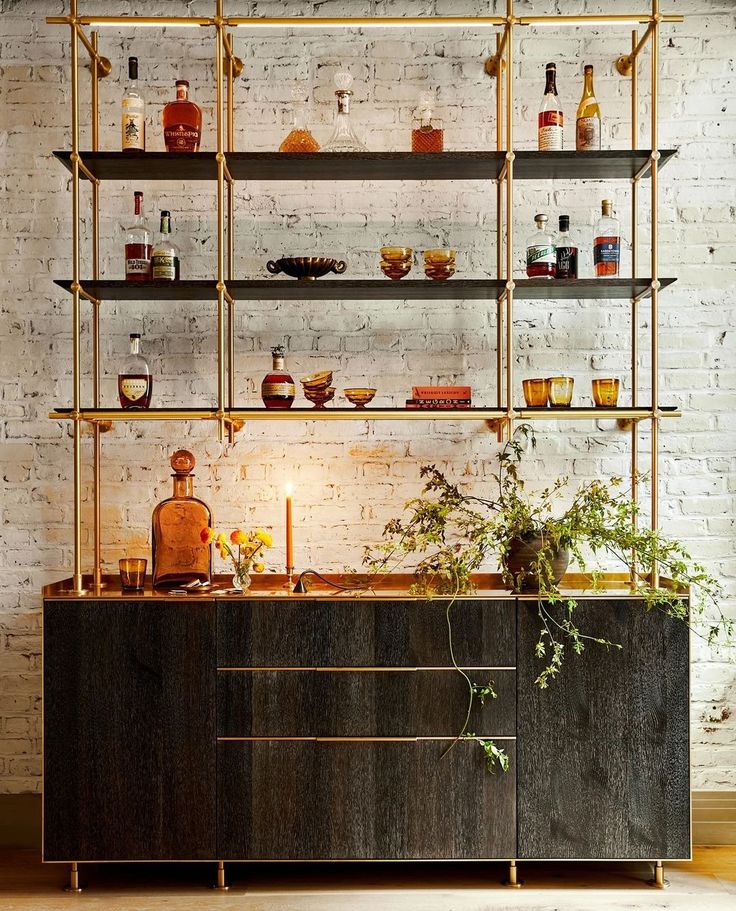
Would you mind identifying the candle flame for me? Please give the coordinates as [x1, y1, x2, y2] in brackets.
[285, 481, 293, 496]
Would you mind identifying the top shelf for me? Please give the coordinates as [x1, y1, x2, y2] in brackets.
[53, 150, 676, 183]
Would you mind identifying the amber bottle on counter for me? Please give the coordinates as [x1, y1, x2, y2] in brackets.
[152, 450, 212, 588]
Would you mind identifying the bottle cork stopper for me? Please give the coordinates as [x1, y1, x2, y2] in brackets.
[170, 450, 195, 476]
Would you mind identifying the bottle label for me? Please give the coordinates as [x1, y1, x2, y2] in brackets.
[527, 244, 556, 267]
[152, 253, 176, 281]
[122, 101, 145, 151]
[120, 377, 148, 401]
[262, 382, 296, 398]
[594, 240, 620, 264]
[556, 246, 578, 279]
[164, 125, 200, 152]
[576, 116, 600, 151]
[125, 243, 151, 277]
[538, 111, 563, 150]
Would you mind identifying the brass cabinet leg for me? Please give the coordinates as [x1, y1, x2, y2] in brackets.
[649, 860, 667, 888]
[213, 860, 229, 891]
[64, 861, 83, 892]
[504, 859, 522, 888]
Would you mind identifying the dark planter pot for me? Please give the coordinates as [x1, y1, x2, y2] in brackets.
[506, 536, 570, 593]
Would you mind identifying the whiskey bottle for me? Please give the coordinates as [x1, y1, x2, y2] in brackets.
[279, 83, 320, 152]
[124, 190, 152, 281]
[163, 80, 202, 152]
[121, 56, 145, 152]
[411, 90, 444, 153]
[526, 213, 556, 279]
[118, 333, 153, 409]
[538, 62, 563, 151]
[576, 64, 601, 151]
[322, 72, 368, 153]
[152, 450, 212, 589]
[594, 199, 620, 277]
[555, 215, 578, 279]
[151, 210, 179, 281]
[261, 345, 295, 409]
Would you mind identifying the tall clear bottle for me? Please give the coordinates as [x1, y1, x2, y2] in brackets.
[538, 62, 563, 151]
[594, 199, 620, 277]
[526, 213, 556, 279]
[124, 190, 151, 281]
[576, 64, 601, 151]
[151, 210, 179, 281]
[322, 72, 368, 153]
[279, 83, 320, 152]
[118, 333, 153, 409]
[121, 56, 145, 152]
[152, 450, 212, 588]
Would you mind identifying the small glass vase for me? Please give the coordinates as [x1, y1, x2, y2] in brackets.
[232, 567, 252, 592]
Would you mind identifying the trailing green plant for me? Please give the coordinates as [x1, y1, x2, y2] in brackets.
[365, 424, 733, 772]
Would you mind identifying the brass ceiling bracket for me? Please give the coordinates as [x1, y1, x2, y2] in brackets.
[616, 54, 633, 77]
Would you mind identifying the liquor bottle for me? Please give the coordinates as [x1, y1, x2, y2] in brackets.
[261, 345, 295, 409]
[411, 90, 444, 153]
[152, 450, 212, 588]
[118, 333, 153, 409]
[594, 199, 620, 277]
[576, 64, 601, 151]
[538, 62, 563, 151]
[526, 213, 556, 279]
[279, 83, 320, 153]
[124, 190, 152, 281]
[555, 215, 578, 279]
[321, 72, 368, 153]
[121, 56, 145, 152]
[151, 210, 179, 281]
[163, 79, 202, 152]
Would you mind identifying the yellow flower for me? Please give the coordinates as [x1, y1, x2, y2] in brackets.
[255, 528, 273, 548]
[231, 529, 248, 546]
[200, 527, 215, 545]
[215, 533, 228, 551]
[253, 562, 265, 573]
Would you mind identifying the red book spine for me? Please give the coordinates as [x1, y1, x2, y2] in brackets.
[412, 385, 472, 401]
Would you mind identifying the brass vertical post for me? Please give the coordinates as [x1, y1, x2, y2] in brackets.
[65, 861, 82, 892]
[495, 31, 503, 417]
[70, 0, 83, 592]
[215, 2, 227, 443]
[504, 0, 514, 440]
[630, 29, 639, 577]
[227, 32, 235, 444]
[505, 859, 521, 887]
[650, 0, 660, 579]
[91, 30, 102, 590]
[650, 860, 667, 888]
[215, 860, 229, 890]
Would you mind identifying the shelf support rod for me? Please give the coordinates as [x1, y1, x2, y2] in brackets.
[650, 0, 660, 584]
[226, 29, 236, 445]
[504, 1, 514, 440]
[495, 31, 504, 439]
[91, 30, 102, 591]
[630, 28, 639, 582]
[215, 0, 227, 444]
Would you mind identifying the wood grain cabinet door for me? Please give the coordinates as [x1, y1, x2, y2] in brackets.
[517, 598, 690, 859]
[218, 740, 516, 859]
[43, 599, 216, 861]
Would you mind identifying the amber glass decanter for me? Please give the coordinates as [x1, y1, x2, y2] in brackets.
[163, 79, 202, 152]
[152, 450, 212, 588]
[261, 345, 296, 409]
[279, 83, 320, 152]
[411, 90, 444, 152]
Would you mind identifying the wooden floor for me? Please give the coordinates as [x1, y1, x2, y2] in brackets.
[1, 848, 734, 910]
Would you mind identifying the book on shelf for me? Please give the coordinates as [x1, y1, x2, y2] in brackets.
[412, 385, 471, 401]
[405, 399, 472, 410]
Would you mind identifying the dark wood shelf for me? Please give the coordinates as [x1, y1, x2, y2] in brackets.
[54, 277, 675, 302]
[53, 150, 676, 182]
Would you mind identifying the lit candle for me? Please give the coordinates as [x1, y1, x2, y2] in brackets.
[285, 481, 294, 577]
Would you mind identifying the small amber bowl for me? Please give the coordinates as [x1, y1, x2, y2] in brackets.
[547, 376, 575, 407]
[424, 264, 456, 282]
[304, 386, 335, 409]
[380, 246, 413, 262]
[380, 260, 412, 281]
[119, 557, 147, 590]
[592, 377, 620, 407]
[344, 388, 377, 408]
[522, 378, 550, 407]
[423, 248, 456, 266]
[301, 371, 333, 390]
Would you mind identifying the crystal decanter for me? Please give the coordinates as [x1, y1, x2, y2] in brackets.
[321, 71, 368, 153]
[279, 82, 320, 153]
[411, 89, 444, 152]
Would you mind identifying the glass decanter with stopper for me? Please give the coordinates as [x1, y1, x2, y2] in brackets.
[152, 450, 212, 588]
[279, 82, 320, 153]
[261, 345, 295, 409]
[411, 90, 444, 152]
[321, 71, 368, 153]
[118, 333, 153, 409]
[526, 213, 556, 279]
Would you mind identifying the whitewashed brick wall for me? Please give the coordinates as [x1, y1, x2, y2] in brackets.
[0, 0, 734, 793]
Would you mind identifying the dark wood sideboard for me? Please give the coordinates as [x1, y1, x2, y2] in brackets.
[42, 585, 690, 881]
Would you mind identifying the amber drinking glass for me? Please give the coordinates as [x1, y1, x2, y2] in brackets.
[592, 377, 620, 407]
[522, 378, 550, 407]
[119, 558, 147, 590]
[548, 376, 574, 407]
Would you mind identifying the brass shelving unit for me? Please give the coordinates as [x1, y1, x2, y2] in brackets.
[48, 1, 680, 616]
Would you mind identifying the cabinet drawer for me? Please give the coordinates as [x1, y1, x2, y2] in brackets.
[218, 739, 516, 859]
[217, 599, 515, 667]
[218, 668, 516, 737]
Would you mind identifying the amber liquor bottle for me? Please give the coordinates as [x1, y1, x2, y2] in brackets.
[594, 199, 620, 277]
[124, 190, 151, 280]
[538, 62, 563, 151]
[261, 345, 295, 409]
[152, 450, 212, 588]
[411, 90, 444, 153]
[118, 333, 153, 409]
[163, 80, 202, 152]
